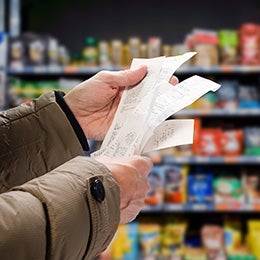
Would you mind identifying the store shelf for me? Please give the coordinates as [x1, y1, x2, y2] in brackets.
[142, 203, 259, 213]
[162, 155, 260, 164]
[6, 64, 260, 76]
[6, 65, 120, 75]
[176, 65, 260, 74]
[175, 108, 260, 117]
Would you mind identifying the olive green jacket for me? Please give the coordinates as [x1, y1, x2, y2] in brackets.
[0, 91, 120, 260]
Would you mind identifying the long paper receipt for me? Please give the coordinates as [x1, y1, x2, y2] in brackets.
[91, 52, 221, 158]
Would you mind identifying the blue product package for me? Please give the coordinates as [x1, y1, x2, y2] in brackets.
[188, 173, 213, 204]
[124, 222, 139, 260]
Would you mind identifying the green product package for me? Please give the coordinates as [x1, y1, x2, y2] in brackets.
[219, 30, 238, 47]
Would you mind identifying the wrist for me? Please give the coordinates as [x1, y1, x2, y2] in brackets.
[55, 91, 89, 151]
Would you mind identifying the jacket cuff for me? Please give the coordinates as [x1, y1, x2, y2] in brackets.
[12, 156, 120, 260]
[55, 91, 89, 151]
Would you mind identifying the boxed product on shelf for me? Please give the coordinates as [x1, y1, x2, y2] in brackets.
[99, 222, 139, 260]
[145, 166, 164, 207]
[216, 80, 239, 110]
[222, 129, 244, 156]
[201, 224, 226, 260]
[243, 127, 260, 155]
[21, 32, 47, 66]
[218, 29, 239, 65]
[224, 218, 243, 255]
[195, 128, 223, 156]
[164, 164, 188, 205]
[238, 85, 260, 108]
[213, 175, 244, 210]
[192, 117, 245, 157]
[239, 23, 260, 65]
[139, 223, 161, 259]
[187, 171, 214, 205]
[242, 169, 260, 205]
[188, 29, 219, 66]
[246, 220, 260, 259]
[8, 32, 70, 68]
[161, 221, 187, 259]
[8, 35, 25, 67]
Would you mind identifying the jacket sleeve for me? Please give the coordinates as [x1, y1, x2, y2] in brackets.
[0, 156, 120, 260]
[0, 90, 84, 193]
[0, 91, 121, 259]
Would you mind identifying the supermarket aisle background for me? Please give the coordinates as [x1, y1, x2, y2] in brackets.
[2, 0, 260, 260]
[21, 0, 260, 53]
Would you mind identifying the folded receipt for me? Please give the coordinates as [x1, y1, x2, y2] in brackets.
[91, 52, 221, 158]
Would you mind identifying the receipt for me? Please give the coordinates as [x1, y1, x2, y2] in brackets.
[91, 52, 221, 158]
[142, 119, 194, 153]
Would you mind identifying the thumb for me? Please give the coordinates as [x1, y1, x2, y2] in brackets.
[109, 65, 148, 87]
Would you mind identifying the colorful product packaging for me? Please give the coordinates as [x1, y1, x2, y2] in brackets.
[161, 222, 187, 258]
[239, 23, 260, 65]
[213, 176, 244, 210]
[187, 172, 214, 205]
[196, 128, 223, 156]
[139, 223, 161, 260]
[218, 29, 238, 65]
[242, 169, 260, 205]
[243, 127, 260, 155]
[224, 218, 242, 254]
[145, 166, 164, 207]
[216, 80, 238, 110]
[109, 222, 139, 260]
[246, 220, 260, 259]
[201, 225, 226, 260]
[221, 129, 244, 156]
[238, 85, 260, 108]
[164, 164, 188, 204]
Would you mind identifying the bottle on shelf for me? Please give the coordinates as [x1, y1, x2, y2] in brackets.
[82, 36, 99, 66]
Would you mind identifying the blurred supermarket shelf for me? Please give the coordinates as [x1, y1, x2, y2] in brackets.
[176, 64, 260, 74]
[6, 64, 260, 76]
[5, 65, 120, 76]
[142, 202, 259, 213]
[175, 108, 260, 117]
[162, 155, 260, 164]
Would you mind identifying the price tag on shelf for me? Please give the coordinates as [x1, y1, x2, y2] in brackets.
[64, 65, 78, 73]
[33, 66, 46, 73]
[224, 156, 238, 164]
[215, 202, 243, 211]
[165, 204, 184, 211]
[220, 64, 234, 72]
[190, 203, 213, 211]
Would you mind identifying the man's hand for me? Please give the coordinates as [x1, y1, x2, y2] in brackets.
[95, 155, 153, 224]
[64, 66, 148, 140]
[64, 67, 178, 140]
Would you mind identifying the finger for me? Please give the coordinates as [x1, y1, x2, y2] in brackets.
[96, 155, 153, 172]
[129, 155, 153, 176]
[107, 66, 148, 88]
[169, 75, 179, 85]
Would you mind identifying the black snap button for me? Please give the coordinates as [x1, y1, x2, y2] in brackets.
[90, 179, 105, 203]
